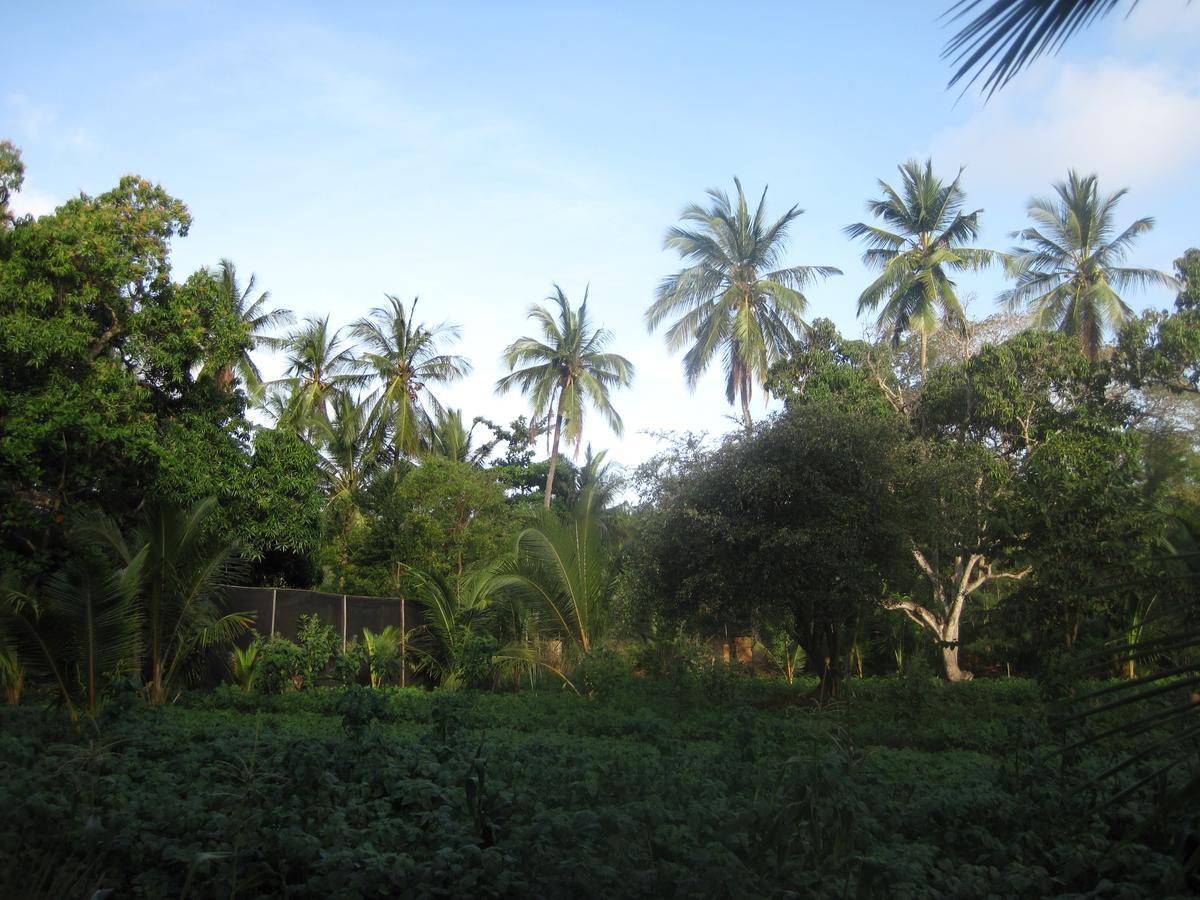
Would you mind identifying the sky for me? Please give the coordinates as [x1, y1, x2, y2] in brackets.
[5, 1, 1200, 474]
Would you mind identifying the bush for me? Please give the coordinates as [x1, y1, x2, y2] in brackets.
[296, 614, 339, 686]
[573, 648, 634, 698]
[335, 684, 388, 737]
[331, 637, 368, 686]
[254, 635, 305, 694]
[457, 633, 499, 690]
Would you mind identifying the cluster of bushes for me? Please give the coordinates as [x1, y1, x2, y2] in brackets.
[230, 615, 410, 694]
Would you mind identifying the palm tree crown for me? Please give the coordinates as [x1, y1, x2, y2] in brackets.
[210, 258, 293, 396]
[1000, 171, 1176, 361]
[496, 286, 633, 507]
[269, 316, 366, 437]
[845, 159, 997, 375]
[352, 295, 472, 461]
[316, 389, 380, 517]
[646, 177, 839, 430]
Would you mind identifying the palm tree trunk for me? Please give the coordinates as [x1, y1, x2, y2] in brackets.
[543, 389, 567, 508]
[920, 329, 928, 378]
[740, 376, 753, 433]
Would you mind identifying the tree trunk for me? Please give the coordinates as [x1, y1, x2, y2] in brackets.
[919, 329, 928, 378]
[939, 620, 972, 682]
[543, 389, 568, 508]
[741, 389, 753, 433]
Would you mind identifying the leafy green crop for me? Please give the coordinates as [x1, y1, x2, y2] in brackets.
[0, 677, 1194, 898]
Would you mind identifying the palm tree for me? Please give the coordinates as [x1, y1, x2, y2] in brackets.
[496, 286, 634, 507]
[269, 316, 366, 438]
[845, 159, 997, 376]
[77, 498, 252, 705]
[352, 295, 472, 461]
[316, 390, 381, 517]
[1000, 171, 1176, 361]
[494, 493, 617, 656]
[428, 408, 490, 466]
[647, 177, 840, 430]
[1, 556, 146, 718]
[208, 258, 293, 397]
[407, 566, 502, 688]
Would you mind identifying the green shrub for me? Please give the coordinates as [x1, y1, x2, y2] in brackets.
[254, 635, 304, 694]
[457, 633, 499, 689]
[331, 637, 368, 687]
[335, 684, 387, 737]
[573, 648, 634, 698]
[296, 614, 339, 686]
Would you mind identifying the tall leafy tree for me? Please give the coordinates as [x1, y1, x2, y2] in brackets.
[205, 258, 293, 396]
[845, 159, 997, 376]
[0, 139, 24, 227]
[1114, 248, 1200, 397]
[352, 295, 471, 461]
[0, 161, 250, 572]
[269, 316, 365, 438]
[497, 286, 633, 507]
[1001, 171, 1175, 361]
[646, 177, 839, 430]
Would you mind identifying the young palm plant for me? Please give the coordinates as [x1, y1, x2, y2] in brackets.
[352, 295, 472, 462]
[77, 498, 253, 705]
[845, 159, 997, 376]
[1, 554, 146, 718]
[496, 286, 634, 507]
[647, 178, 840, 430]
[407, 567, 502, 689]
[494, 487, 618, 658]
[1001, 171, 1176, 361]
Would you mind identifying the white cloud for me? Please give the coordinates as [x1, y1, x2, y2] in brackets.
[4, 94, 56, 139]
[932, 59, 1200, 191]
[10, 186, 58, 218]
[1117, 0, 1200, 47]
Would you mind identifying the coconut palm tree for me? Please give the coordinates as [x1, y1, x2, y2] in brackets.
[269, 316, 366, 439]
[352, 295, 472, 461]
[846, 159, 997, 376]
[207, 258, 293, 397]
[647, 178, 839, 431]
[496, 286, 634, 507]
[427, 408, 490, 466]
[1000, 171, 1176, 361]
[316, 390, 381, 517]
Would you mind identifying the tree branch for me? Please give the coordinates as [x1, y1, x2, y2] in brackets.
[883, 596, 944, 635]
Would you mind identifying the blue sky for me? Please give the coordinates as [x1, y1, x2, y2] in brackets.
[6, 1, 1200, 471]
